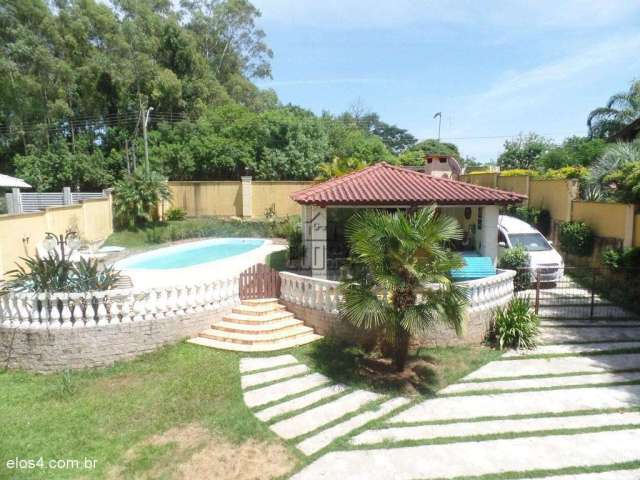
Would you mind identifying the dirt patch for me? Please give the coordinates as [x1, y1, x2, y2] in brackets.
[358, 357, 439, 395]
[108, 423, 296, 480]
[94, 373, 151, 393]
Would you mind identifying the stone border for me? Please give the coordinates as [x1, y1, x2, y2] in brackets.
[0, 308, 228, 373]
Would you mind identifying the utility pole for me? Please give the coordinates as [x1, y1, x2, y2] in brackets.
[433, 112, 442, 142]
[142, 106, 154, 174]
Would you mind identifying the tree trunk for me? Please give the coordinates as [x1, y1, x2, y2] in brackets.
[393, 327, 410, 372]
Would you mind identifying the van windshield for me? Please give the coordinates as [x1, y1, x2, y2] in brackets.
[509, 233, 551, 252]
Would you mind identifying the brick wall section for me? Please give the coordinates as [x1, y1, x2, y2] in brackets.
[0, 308, 229, 373]
[283, 301, 497, 348]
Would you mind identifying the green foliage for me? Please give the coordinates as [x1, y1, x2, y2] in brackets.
[504, 205, 540, 226]
[4, 253, 120, 293]
[591, 140, 640, 182]
[265, 250, 287, 271]
[492, 298, 539, 350]
[558, 221, 594, 257]
[144, 226, 165, 244]
[497, 133, 553, 170]
[340, 207, 467, 371]
[539, 165, 588, 180]
[315, 156, 367, 180]
[165, 207, 187, 221]
[497, 246, 531, 291]
[499, 169, 538, 177]
[398, 139, 460, 165]
[539, 136, 606, 169]
[113, 170, 171, 230]
[587, 80, 640, 138]
[602, 246, 640, 271]
[603, 161, 640, 203]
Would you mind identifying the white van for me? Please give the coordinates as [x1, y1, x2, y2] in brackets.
[497, 215, 564, 282]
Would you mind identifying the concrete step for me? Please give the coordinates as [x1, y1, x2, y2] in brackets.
[222, 310, 294, 325]
[200, 324, 314, 345]
[213, 318, 304, 334]
[232, 303, 286, 316]
[187, 333, 322, 352]
[242, 298, 280, 306]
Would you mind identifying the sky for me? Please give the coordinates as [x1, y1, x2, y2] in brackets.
[251, 0, 640, 162]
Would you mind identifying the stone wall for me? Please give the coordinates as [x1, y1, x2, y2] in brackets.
[0, 308, 227, 373]
[282, 300, 498, 348]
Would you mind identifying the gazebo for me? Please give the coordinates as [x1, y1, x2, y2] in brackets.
[291, 162, 526, 278]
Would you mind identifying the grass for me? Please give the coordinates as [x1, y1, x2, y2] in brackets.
[104, 217, 294, 250]
[293, 337, 502, 396]
[0, 342, 298, 479]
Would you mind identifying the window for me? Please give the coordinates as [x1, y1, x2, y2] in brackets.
[498, 230, 507, 245]
[508, 233, 552, 252]
[439, 157, 447, 163]
[427, 158, 433, 163]
[477, 207, 483, 230]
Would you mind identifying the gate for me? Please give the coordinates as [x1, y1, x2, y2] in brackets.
[239, 263, 281, 300]
[515, 266, 640, 320]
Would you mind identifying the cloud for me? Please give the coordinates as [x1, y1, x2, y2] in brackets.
[251, 0, 640, 30]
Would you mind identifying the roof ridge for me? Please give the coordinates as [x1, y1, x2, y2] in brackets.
[292, 162, 388, 200]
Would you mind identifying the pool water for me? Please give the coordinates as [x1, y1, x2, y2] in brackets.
[451, 252, 496, 281]
[120, 239, 265, 270]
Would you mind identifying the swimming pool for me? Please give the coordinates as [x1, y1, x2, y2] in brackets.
[451, 251, 496, 282]
[115, 238, 282, 287]
[118, 238, 266, 270]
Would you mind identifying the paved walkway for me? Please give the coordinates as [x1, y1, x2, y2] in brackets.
[240, 316, 640, 479]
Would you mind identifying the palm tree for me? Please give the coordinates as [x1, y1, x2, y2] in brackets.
[340, 207, 468, 371]
[315, 156, 367, 180]
[587, 80, 640, 138]
[590, 140, 640, 182]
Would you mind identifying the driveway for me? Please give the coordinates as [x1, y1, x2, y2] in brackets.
[240, 317, 640, 479]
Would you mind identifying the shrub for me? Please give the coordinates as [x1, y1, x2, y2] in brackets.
[113, 170, 171, 230]
[540, 165, 588, 180]
[5, 253, 121, 293]
[503, 205, 540, 227]
[145, 226, 166, 244]
[498, 246, 531, 291]
[165, 207, 186, 221]
[492, 298, 539, 350]
[602, 246, 640, 271]
[499, 169, 538, 177]
[558, 221, 594, 257]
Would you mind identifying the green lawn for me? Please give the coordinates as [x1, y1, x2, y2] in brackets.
[0, 343, 299, 480]
[294, 338, 502, 396]
[104, 217, 292, 250]
[0, 336, 501, 479]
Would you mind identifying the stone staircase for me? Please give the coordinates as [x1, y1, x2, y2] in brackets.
[188, 298, 322, 352]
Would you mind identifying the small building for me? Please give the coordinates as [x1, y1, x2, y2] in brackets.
[424, 154, 461, 179]
[609, 117, 640, 143]
[291, 162, 526, 278]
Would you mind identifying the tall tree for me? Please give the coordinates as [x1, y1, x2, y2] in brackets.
[497, 133, 552, 170]
[587, 80, 640, 139]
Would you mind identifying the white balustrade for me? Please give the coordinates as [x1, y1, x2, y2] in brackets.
[280, 269, 516, 316]
[0, 273, 242, 330]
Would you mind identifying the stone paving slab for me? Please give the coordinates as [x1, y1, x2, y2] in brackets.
[270, 390, 382, 440]
[441, 371, 640, 394]
[503, 342, 640, 357]
[291, 429, 640, 480]
[297, 397, 411, 455]
[239, 354, 298, 373]
[255, 384, 348, 422]
[241, 363, 309, 389]
[540, 320, 640, 327]
[540, 327, 640, 344]
[520, 469, 640, 480]
[351, 411, 640, 445]
[464, 353, 640, 380]
[389, 384, 640, 424]
[244, 373, 330, 408]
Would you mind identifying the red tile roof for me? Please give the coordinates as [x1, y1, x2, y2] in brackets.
[292, 162, 526, 206]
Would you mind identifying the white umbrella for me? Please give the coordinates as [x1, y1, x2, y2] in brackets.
[0, 174, 31, 189]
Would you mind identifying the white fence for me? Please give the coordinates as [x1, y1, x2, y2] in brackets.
[280, 269, 516, 315]
[0, 276, 239, 329]
[5, 187, 108, 214]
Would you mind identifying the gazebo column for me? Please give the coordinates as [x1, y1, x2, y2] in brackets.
[310, 205, 327, 278]
[479, 205, 499, 265]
